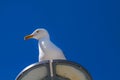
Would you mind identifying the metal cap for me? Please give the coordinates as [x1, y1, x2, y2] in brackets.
[16, 60, 92, 80]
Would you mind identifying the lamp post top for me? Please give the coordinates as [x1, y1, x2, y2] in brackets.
[16, 60, 92, 80]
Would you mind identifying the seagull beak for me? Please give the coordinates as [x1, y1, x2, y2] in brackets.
[24, 34, 34, 40]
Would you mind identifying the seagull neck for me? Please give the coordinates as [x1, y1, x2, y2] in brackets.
[39, 37, 50, 43]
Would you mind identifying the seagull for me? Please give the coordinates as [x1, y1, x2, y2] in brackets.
[24, 28, 66, 62]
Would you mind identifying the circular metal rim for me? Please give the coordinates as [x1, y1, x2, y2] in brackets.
[16, 60, 92, 80]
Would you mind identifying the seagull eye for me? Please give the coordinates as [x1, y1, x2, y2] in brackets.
[36, 31, 39, 33]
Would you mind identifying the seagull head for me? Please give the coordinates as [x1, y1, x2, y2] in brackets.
[24, 28, 49, 40]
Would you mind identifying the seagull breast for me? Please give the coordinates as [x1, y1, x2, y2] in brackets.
[38, 38, 66, 61]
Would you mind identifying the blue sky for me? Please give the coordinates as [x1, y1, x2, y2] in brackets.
[0, 0, 120, 80]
